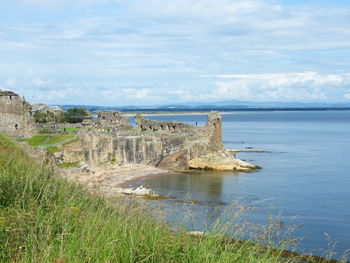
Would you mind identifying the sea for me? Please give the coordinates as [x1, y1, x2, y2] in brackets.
[127, 110, 350, 259]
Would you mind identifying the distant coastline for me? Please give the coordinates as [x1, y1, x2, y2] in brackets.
[124, 108, 350, 116]
[59, 104, 350, 113]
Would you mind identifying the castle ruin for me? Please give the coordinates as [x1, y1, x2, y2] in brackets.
[95, 112, 132, 131]
[0, 91, 36, 138]
[63, 111, 226, 170]
[0, 90, 258, 171]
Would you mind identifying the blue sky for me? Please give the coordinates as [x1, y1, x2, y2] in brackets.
[1, 0, 350, 106]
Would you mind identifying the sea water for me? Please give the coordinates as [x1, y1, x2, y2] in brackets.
[128, 111, 350, 258]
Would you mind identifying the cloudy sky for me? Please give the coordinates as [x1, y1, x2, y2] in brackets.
[1, 0, 350, 106]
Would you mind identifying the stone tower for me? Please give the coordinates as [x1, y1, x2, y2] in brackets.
[207, 111, 223, 151]
[0, 90, 36, 138]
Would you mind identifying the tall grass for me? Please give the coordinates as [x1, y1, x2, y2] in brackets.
[0, 133, 334, 263]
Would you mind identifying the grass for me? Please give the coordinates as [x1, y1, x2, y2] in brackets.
[0, 133, 346, 263]
[46, 146, 62, 154]
[61, 137, 79, 147]
[25, 133, 75, 147]
[59, 128, 80, 133]
[58, 162, 79, 168]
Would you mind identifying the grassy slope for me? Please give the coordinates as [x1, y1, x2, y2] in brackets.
[25, 134, 75, 147]
[0, 133, 298, 263]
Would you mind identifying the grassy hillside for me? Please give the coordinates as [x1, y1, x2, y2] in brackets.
[0, 133, 329, 263]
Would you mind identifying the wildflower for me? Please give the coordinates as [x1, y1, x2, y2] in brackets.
[70, 206, 79, 212]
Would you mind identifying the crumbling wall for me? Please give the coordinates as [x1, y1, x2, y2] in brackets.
[206, 111, 223, 151]
[0, 91, 36, 138]
[63, 111, 224, 170]
[63, 140, 84, 163]
[95, 111, 132, 131]
[135, 114, 195, 134]
[66, 132, 163, 166]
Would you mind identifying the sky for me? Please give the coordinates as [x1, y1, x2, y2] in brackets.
[0, 0, 350, 106]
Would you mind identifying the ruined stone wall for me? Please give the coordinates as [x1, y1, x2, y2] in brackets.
[0, 91, 36, 138]
[135, 114, 194, 134]
[95, 111, 132, 130]
[36, 123, 82, 130]
[63, 112, 224, 169]
[64, 132, 163, 166]
[63, 140, 84, 163]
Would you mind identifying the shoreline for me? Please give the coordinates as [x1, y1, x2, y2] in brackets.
[124, 112, 215, 117]
[57, 164, 348, 263]
[58, 165, 175, 198]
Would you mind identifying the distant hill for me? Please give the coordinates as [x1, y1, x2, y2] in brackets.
[57, 100, 350, 113]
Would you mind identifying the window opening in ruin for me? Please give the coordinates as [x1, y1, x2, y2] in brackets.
[15, 124, 18, 130]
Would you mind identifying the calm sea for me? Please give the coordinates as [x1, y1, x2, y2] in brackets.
[128, 111, 350, 258]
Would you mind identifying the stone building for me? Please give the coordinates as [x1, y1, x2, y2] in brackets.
[0, 90, 36, 138]
[32, 103, 63, 115]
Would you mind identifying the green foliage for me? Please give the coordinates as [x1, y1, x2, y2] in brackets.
[0, 133, 336, 263]
[33, 107, 89, 124]
[33, 111, 59, 123]
[61, 108, 89, 123]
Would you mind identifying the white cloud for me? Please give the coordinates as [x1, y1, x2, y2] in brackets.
[1, 0, 350, 105]
[121, 88, 165, 101]
[344, 94, 350, 100]
[180, 72, 349, 102]
[4, 0, 118, 7]
[217, 72, 344, 86]
[101, 88, 165, 102]
[31, 78, 53, 87]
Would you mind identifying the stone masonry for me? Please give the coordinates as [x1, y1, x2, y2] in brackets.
[63, 111, 225, 170]
[95, 112, 132, 131]
[0, 91, 36, 138]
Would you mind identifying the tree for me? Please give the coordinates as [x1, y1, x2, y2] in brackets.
[62, 108, 89, 123]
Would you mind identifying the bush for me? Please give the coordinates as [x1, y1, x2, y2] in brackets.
[33, 111, 60, 123]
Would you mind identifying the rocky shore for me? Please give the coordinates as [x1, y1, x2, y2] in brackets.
[58, 165, 171, 198]
[188, 152, 261, 171]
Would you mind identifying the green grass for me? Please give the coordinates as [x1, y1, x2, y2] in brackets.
[0, 133, 341, 263]
[25, 133, 75, 147]
[60, 128, 80, 133]
[46, 146, 62, 153]
[58, 162, 79, 168]
[61, 137, 79, 147]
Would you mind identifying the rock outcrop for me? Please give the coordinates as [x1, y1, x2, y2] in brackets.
[188, 152, 260, 171]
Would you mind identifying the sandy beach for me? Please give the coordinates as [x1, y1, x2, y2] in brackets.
[58, 165, 172, 198]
